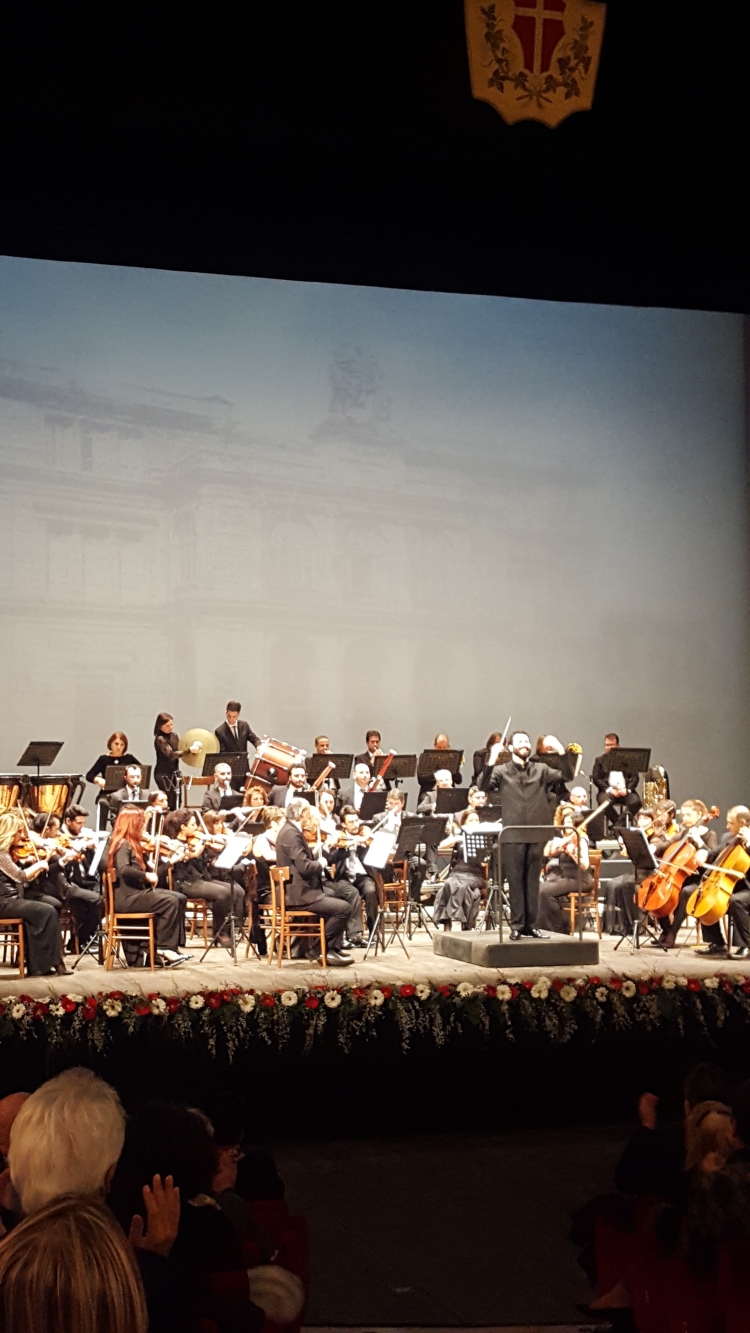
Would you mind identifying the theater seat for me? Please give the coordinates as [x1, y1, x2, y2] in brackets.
[719, 1240, 750, 1333]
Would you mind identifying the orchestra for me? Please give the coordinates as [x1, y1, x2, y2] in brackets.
[1, 702, 749, 971]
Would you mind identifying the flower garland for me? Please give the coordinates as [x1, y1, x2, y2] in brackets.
[2, 972, 749, 1058]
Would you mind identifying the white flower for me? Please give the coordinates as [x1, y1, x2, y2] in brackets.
[415, 984, 431, 1000]
[496, 984, 512, 1002]
[621, 980, 637, 998]
[595, 987, 609, 1002]
[151, 997, 167, 1015]
[369, 988, 385, 1007]
[238, 993, 256, 1013]
[49, 1002, 65, 1017]
[324, 990, 342, 1009]
[103, 999, 122, 1017]
[65, 994, 84, 1004]
[531, 980, 550, 999]
[280, 990, 298, 1007]
[10, 1003, 26, 1020]
[189, 994, 205, 1009]
[661, 976, 676, 989]
[703, 976, 720, 989]
[457, 981, 475, 996]
[560, 984, 577, 1002]
[675, 976, 689, 988]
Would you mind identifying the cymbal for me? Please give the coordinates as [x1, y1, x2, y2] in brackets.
[179, 728, 220, 769]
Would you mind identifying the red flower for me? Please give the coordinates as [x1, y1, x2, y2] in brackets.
[437, 985, 452, 996]
[18, 994, 33, 1003]
[134, 1002, 151, 1016]
[82, 1002, 98, 1021]
[304, 995, 319, 1009]
[510, 985, 519, 999]
[352, 987, 368, 999]
[205, 993, 222, 1010]
[0, 1004, 5, 1017]
[400, 984, 416, 997]
[60, 997, 77, 1013]
[260, 994, 275, 1008]
[609, 977, 623, 991]
[523, 980, 534, 991]
[589, 977, 601, 987]
[147, 992, 159, 1001]
[381, 986, 392, 999]
[637, 982, 650, 995]
[108, 990, 124, 1001]
[742, 982, 750, 995]
[687, 978, 702, 993]
[551, 979, 564, 992]
[722, 980, 735, 992]
[166, 997, 181, 1014]
[221, 991, 235, 1003]
[32, 1002, 49, 1019]
[485, 985, 497, 997]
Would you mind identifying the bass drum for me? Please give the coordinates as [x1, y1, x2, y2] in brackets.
[26, 775, 83, 818]
[247, 738, 306, 792]
[0, 775, 25, 812]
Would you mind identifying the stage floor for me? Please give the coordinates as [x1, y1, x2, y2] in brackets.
[1, 926, 747, 999]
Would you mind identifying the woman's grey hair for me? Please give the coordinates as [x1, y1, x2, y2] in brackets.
[8, 1068, 126, 1214]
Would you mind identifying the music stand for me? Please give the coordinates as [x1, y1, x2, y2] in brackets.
[105, 765, 152, 791]
[17, 742, 63, 781]
[203, 751, 246, 780]
[435, 788, 470, 814]
[417, 749, 463, 781]
[305, 753, 353, 782]
[603, 747, 651, 776]
[614, 827, 660, 953]
[536, 751, 579, 781]
[375, 754, 417, 786]
[359, 792, 387, 820]
[399, 814, 447, 940]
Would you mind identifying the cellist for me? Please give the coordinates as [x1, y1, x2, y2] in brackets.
[654, 799, 719, 951]
[705, 805, 750, 959]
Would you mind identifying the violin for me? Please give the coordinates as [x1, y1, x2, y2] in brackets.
[637, 806, 720, 918]
[686, 832, 750, 926]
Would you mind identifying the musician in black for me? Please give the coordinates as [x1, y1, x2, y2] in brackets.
[215, 701, 260, 788]
[487, 730, 575, 939]
[59, 803, 103, 949]
[153, 712, 201, 810]
[269, 764, 310, 809]
[109, 765, 147, 816]
[591, 733, 640, 824]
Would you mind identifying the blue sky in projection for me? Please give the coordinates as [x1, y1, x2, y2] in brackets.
[0, 257, 742, 483]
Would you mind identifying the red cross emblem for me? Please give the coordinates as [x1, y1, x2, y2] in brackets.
[513, 0, 566, 76]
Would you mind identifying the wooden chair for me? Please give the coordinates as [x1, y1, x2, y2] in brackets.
[185, 898, 210, 946]
[0, 919, 25, 977]
[59, 903, 80, 956]
[268, 866, 326, 967]
[246, 866, 274, 960]
[103, 871, 156, 970]
[568, 848, 602, 936]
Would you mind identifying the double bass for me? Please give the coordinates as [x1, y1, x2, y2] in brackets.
[686, 834, 750, 927]
[637, 806, 720, 919]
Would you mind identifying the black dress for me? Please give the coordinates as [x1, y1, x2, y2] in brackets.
[154, 733, 186, 809]
[112, 841, 184, 960]
[0, 852, 64, 975]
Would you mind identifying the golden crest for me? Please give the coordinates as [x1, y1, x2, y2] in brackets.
[464, 0, 606, 128]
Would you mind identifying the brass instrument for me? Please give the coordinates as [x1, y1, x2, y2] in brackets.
[643, 765, 669, 808]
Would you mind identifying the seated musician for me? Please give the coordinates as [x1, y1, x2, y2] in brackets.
[316, 788, 340, 843]
[355, 730, 384, 781]
[108, 808, 187, 967]
[312, 735, 340, 794]
[324, 805, 377, 946]
[147, 789, 169, 813]
[251, 807, 286, 901]
[417, 769, 454, 814]
[536, 804, 593, 935]
[591, 733, 640, 829]
[569, 786, 590, 815]
[21, 814, 66, 910]
[597, 769, 642, 834]
[467, 786, 488, 815]
[720, 806, 750, 959]
[202, 762, 239, 813]
[269, 764, 310, 809]
[419, 734, 462, 797]
[243, 784, 268, 813]
[109, 765, 147, 816]
[654, 799, 719, 951]
[162, 810, 245, 946]
[57, 803, 102, 949]
[379, 787, 405, 832]
[350, 763, 373, 814]
[0, 811, 67, 976]
[602, 808, 668, 936]
[432, 809, 484, 932]
[274, 799, 352, 966]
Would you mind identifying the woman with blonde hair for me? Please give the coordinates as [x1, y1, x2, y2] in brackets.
[0, 811, 66, 976]
[0, 1195, 148, 1333]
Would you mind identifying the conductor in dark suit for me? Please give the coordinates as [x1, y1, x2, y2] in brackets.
[487, 731, 576, 939]
[215, 701, 261, 788]
[274, 799, 352, 966]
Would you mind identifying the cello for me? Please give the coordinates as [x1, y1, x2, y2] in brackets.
[686, 833, 750, 927]
[637, 806, 720, 919]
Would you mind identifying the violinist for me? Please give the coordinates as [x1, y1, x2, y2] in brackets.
[85, 732, 140, 825]
[153, 712, 201, 810]
[58, 803, 102, 949]
[162, 810, 245, 945]
[536, 804, 593, 935]
[721, 807, 750, 959]
[147, 790, 169, 814]
[316, 788, 340, 845]
[274, 799, 351, 965]
[654, 799, 719, 951]
[324, 806, 377, 946]
[107, 808, 187, 966]
[21, 814, 66, 910]
[269, 764, 310, 809]
[251, 807, 286, 902]
[0, 811, 67, 976]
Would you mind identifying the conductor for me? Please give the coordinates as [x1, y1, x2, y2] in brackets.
[487, 730, 575, 940]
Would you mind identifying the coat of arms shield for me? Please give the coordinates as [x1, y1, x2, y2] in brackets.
[464, 0, 606, 128]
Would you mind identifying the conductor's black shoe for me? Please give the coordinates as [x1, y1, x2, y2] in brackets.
[510, 929, 524, 940]
[324, 952, 354, 967]
[526, 928, 550, 939]
[696, 943, 727, 956]
[733, 947, 750, 958]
